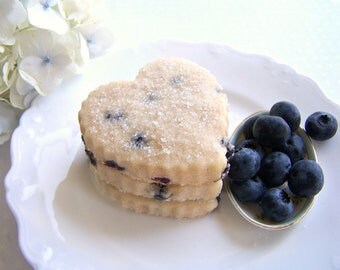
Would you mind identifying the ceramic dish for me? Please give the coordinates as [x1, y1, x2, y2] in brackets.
[225, 111, 318, 230]
[5, 41, 340, 269]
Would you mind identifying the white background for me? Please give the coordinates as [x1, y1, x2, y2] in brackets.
[1, 1, 339, 269]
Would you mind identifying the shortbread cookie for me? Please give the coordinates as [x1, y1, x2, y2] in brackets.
[91, 171, 219, 218]
[91, 163, 223, 201]
[79, 58, 229, 185]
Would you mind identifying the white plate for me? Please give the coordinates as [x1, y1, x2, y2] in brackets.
[5, 41, 340, 270]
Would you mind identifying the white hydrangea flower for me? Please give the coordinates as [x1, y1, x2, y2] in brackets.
[2, 48, 19, 89]
[17, 29, 78, 95]
[26, 0, 69, 34]
[58, 0, 106, 24]
[75, 23, 113, 58]
[0, 0, 27, 45]
[0, 48, 12, 94]
[10, 75, 38, 109]
[65, 31, 90, 69]
[0, 45, 7, 56]
[0, 99, 19, 144]
[0, 73, 9, 96]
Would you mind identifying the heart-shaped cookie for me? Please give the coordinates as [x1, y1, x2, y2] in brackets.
[79, 58, 229, 186]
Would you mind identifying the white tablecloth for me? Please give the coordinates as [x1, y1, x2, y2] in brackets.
[1, 1, 339, 269]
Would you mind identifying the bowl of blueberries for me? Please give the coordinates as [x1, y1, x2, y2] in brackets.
[225, 101, 338, 230]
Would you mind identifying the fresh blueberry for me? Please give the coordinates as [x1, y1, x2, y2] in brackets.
[228, 148, 261, 181]
[259, 152, 291, 187]
[230, 176, 266, 202]
[259, 188, 294, 222]
[253, 115, 291, 147]
[288, 160, 324, 197]
[270, 101, 301, 131]
[236, 139, 265, 160]
[305, 111, 338, 141]
[243, 115, 260, 139]
[274, 133, 306, 164]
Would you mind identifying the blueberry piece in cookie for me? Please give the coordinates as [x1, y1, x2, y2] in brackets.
[169, 75, 184, 86]
[104, 110, 125, 121]
[85, 149, 97, 166]
[152, 177, 171, 185]
[145, 93, 158, 103]
[151, 183, 171, 201]
[104, 160, 125, 171]
[131, 132, 149, 148]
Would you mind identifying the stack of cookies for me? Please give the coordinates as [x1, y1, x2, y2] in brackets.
[79, 58, 229, 218]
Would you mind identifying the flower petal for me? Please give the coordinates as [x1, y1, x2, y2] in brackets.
[19, 54, 74, 95]
[16, 74, 34, 95]
[58, 0, 106, 23]
[58, 0, 91, 22]
[76, 23, 113, 58]
[0, 99, 19, 144]
[18, 29, 70, 59]
[0, 46, 11, 62]
[23, 90, 38, 108]
[0, 0, 28, 45]
[10, 84, 25, 110]
[2, 60, 18, 88]
[17, 29, 54, 57]
[65, 31, 89, 69]
[10, 75, 37, 109]
[27, 1, 69, 34]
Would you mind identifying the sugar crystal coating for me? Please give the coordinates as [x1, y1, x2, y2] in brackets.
[79, 57, 229, 185]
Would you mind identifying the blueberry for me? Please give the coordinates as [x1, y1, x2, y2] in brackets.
[270, 101, 301, 131]
[259, 152, 291, 187]
[253, 115, 291, 147]
[151, 183, 171, 201]
[305, 111, 338, 141]
[288, 160, 324, 197]
[228, 148, 261, 181]
[131, 133, 148, 148]
[152, 177, 171, 185]
[104, 110, 125, 121]
[169, 75, 184, 86]
[236, 139, 265, 160]
[259, 188, 294, 222]
[274, 134, 306, 164]
[243, 115, 259, 139]
[230, 176, 266, 202]
[104, 160, 125, 171]
[145, 93, 157, 103]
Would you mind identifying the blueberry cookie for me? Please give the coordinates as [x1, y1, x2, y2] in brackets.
[91, 163, 223, 201]
[79, 57, 229, 218]
[91, 170, 219, 219]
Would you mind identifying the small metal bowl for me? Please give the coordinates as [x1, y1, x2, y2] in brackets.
[225, 111, 317, 230]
